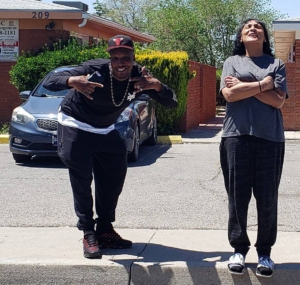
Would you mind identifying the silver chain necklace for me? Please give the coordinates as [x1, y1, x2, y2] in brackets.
[109, 70, 131, 107]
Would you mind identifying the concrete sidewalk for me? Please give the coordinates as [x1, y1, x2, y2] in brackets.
[0, 227, 299, 284]
[182, 129, 300, 144]
[181, 116, 300, 143]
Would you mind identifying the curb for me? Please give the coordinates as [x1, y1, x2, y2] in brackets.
[0, 134, 183, 145]
[1, 228, 300, 285]
[0, 134, 8, 144]
[157, 135, 183, 144]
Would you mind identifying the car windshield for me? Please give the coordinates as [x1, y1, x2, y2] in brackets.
[33, 84, 68, 97]
[33, 76, 68, 97]
[32, 67, 76, 98]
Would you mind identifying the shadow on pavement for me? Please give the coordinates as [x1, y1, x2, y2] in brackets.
[101, 243, 230, 263]
[103, 242, 231, 285]
[102, 243, 300, 285]
[13, 145, 171, 169]
[181, 116, 224, 140]
[182, 128, 223, 139]
[15, 156, 66, 169]
[128, 145, 171, 167]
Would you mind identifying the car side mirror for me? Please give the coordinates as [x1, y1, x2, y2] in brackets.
[19, 91, 31, 102]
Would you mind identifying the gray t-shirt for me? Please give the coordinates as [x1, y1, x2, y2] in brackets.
[220, 54, 288, 142]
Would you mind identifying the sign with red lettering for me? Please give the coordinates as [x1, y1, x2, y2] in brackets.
[0, 20, 19, 61]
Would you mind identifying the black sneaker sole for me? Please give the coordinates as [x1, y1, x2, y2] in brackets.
[256, 268, 273, 278]
[228, 265, 245, 275]
[83, 251, 103, 259]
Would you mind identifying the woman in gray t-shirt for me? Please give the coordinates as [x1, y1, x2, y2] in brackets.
[219, 18, 287, 278]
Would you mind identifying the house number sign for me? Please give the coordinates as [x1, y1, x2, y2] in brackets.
[32, 12, 50, 19]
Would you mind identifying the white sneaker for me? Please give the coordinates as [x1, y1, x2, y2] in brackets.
[228, 253, 245, 275]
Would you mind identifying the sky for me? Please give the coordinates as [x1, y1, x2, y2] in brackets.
[41, 0, 300, 18]
[269, 0, 300, 18]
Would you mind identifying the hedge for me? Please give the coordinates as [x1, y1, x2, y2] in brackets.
[136, 50, 192, 134]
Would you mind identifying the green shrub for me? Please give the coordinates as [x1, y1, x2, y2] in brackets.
[10, 39, 108, 91]
[216, 69, 225, 106]
[0, 122, 9, 134]
[9, 40, 192, 135]
[136, 51, 192, 134]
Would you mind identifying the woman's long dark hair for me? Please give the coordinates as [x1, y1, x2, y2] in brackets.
[233, 18, 273, 57]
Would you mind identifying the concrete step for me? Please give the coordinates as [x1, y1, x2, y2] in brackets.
[1, 227, 299, 284]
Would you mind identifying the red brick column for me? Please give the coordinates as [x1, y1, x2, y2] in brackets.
[178, 61, 216, 133]
[199, 64, 217, 124]
[282, 62, 296, 130]
[295, 40, 300, 130]
[0, 62, 20, 122]
[281, 39, 300, 131]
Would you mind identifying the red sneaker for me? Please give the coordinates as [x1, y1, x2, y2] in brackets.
[83, 231, 102, 259]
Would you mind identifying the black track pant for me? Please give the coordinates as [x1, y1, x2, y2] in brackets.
[57, 123, 128, 232]
[220, 135, 285, 257]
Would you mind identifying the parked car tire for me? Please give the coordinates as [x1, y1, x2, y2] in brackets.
[128, 125, 140, 162]
[12, 153, 32, 163]
[144, 115, 157, 146]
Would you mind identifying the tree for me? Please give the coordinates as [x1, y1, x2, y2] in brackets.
[93, 0, 157, 32]
[146, 0, 286, 68]
[93, 0, 109, 17]
[94, 0, 287, 68]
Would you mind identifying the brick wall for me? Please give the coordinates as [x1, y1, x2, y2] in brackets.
[282, 62, 296, 130]
[295, 39, 300, 130]
[281, 39, 300, 131]
[199, 64, 217, 123]
[19, 29, 70, 53]
[0, 29, 70, 123]
[178, 61, 216, 133]
[0, 62, 20, 123]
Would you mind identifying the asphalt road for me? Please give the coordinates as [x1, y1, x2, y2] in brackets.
[1, 141, 300, 232]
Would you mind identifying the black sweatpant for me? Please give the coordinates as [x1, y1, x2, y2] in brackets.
[220, 135, 285, 257]
[57, 123, 128, 233]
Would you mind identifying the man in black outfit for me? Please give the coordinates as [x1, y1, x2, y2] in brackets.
[43, 35, 178, 258]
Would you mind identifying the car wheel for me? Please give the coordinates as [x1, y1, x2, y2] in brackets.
[128, 125, 140, 162]
[12, 153, 32, 163]
[144, 115, 157, 146]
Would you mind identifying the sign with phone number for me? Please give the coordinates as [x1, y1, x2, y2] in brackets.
[0, 20, 19, 62]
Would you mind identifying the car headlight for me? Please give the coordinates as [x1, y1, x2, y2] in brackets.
[11, 106, 35, 125]
[117, 107, 132, 122]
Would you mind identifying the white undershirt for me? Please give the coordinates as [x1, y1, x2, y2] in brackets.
[58, 111, 115, 135]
